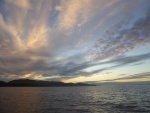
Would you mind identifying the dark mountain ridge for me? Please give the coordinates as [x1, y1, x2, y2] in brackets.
[0, 81, 7, 86]
[0, 79, 95, 87]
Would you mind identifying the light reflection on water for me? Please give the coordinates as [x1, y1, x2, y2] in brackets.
[0, 85, 150, 113]
[0, 88, 41, 113]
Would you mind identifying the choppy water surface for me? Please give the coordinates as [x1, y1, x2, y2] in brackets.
[0, 85, 150, 113]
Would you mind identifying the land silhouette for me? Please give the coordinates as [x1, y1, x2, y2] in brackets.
[0, 79, 95, 87]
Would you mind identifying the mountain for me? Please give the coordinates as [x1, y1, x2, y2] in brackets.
[0, 81, 6, 86]
[0, 79, 95, 87]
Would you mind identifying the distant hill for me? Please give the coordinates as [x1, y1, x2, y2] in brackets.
[0, 81, 6, 86]
[0, 79, 95, 87]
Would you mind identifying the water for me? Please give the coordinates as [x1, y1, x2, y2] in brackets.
[0, 85, 150, 113]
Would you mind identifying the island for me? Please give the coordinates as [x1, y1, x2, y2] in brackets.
[0, 79, 95, 87]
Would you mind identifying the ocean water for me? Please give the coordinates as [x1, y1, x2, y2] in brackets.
[0, 85, 150, 113]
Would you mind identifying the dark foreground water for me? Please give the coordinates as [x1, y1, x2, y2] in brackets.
[0, 85, 150, 113]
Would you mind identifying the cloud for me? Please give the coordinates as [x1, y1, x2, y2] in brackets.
[56, 0, 92, 30]
[102, 52, 150, 67]
[56, 0, 120, 31]
[6, 0, 30, 9]
[112, 72, 150, 81]
[84, 52, 150, 75]
[0, 1, 51, 80]
[0, 0, 150, 81]
[41, 52, 150, 80]
[92, 7, 150, 61]
[59, 52, 150, 78]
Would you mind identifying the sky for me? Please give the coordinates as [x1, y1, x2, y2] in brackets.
[0, 0, 150, 83]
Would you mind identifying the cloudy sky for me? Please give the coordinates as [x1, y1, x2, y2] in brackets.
[0, 0, 150, 83]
